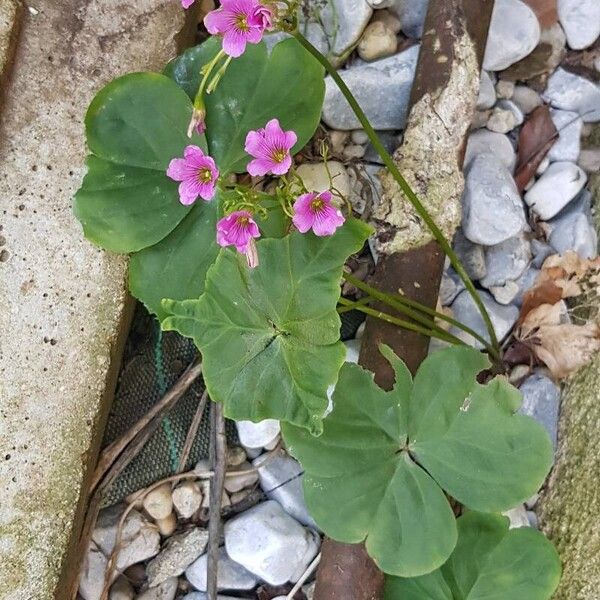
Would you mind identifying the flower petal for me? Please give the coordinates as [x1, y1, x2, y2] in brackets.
[222, 29, 248, 57]
[166, 158, 191, 182]
[204, 8, 233, 34]
[178, 179, 200, 205]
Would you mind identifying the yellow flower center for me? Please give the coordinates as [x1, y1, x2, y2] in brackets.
[236, 14, 249, 31]
[310, 198, 325, 212]
[237, 216, 249, 226]
[198, 168, 213, 183]
[271, 149, 287, 163]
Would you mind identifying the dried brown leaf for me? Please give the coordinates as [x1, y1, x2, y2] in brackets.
[515, 105, 559, 192]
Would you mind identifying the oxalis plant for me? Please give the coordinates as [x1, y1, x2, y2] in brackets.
[73, 0, 562, 596]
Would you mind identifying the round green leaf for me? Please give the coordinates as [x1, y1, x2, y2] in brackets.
[385, 511, 561, 600]
[129, 197, 220, 320]
[411, 372, 554, 512]
[283, 359, 457, 577]
[166, 39, 325, 173]
[161, 219, 371, 433]
[74, 72, 204, 252]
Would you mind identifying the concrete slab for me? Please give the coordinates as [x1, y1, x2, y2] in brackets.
[0, 1, 190, 598]
[0, 0, 23, 99]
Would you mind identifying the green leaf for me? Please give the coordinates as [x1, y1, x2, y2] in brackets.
[385, 511, 561, 600]
[166, 38, 325, 173]
[129, 196, 220, 320]
[161, 218, 371, 433]
[74, 72, 204, 253]
[412, 377, 554, 512]
[282, 345, 555, 576]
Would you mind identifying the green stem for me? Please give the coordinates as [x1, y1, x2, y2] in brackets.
[343, 272, 499, 360]
[338, 297, 464, 347]
[292, 31, 500, 354]
[193, 49, 226, 109]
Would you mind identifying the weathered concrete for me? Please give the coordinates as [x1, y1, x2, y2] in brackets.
[0, 0, 22, 101]
[0, 1, 191, 598]
[538, 352, 600, 599]
[538, 180, 600, 599]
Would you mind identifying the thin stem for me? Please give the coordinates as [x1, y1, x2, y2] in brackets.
[343, 272, 499, 359]
[292, 31, 499, 353]
[207, 56, 233, 94]
[337, 297, 463, 347]
[193, 49, 226, 108]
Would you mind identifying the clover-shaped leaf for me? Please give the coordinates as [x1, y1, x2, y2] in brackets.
[161, 219, 372, 433]
[282, 345, 554, 576]
[385, 511, 561, 599]
[165, 38, 324, 174]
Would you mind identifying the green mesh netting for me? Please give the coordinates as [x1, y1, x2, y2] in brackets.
[102, 304, 364, 505]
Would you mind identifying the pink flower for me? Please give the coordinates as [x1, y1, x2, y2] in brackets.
[217, 210, 261, 268]
[166, 145, 219, 205]
[181, 0, 195, 8]
[292, 190, 345, 237]
[204, 0, 273, 58]
[244, 118, 297, 176]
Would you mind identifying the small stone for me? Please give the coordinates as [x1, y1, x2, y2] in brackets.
[224, 501, 320, 586]
[329, 130, 349, 155]
[155, 513, 177, 538]
[495, 79, 515, 99]
[357, 21, 398, 61]
[389, 0, 428, 38]
[464, 129, 516, 172]
[557, 0, 600, 50]
[110, 576, 134, 600]
[253, 451, 317, 528]
[524, 161, 587, 219]
[92, 505, 161, 573]
[322, 44, 420, 130]
[371, 9, 402, 34]
[143, 483, 173, 521]
[226, 446, 247, 467]
[487, 100, 524, 134]
[519, 372, 561, 449]
[296, 161, 351, 198]
[321, 0, 373, 59]
[147, 528, 209, 587]
[363, 131, 400, 163]
[579, 148, 600, 173]
[477, 71, 497, 110]
[347, 162, 383, 214]
[462, 153, 526, 246]
[79, 547, 109, 600]
[224, 462, 259, 493]
[181, 594, 239, 600]
[452, 230, 487, 280]
[449, 289, 519, 347]
[351, 129, 370, 145]
[136, 577, 178, 600]
[489, 280, 521, 305]
[503, 504, 530, 528]
[483, 0, 541, 71]
[510, 364, 531, 384]
[172, 481, 203, 519]
[343, 144, 367, 160]
[543, 68, 600, 123]
[304, 581, 316, 600]
[527, 510, 539, 528]
[536, 156, 550, 175]
[236, 419, 280, 450]
[531, 239, 555, 268]
[368, 0, 394, 9]
[185, 547, 258, 592]
[548, 196, 598, 258]
[471, 109, 492, 129]
[263, 435, 280, 451]
[480, 234, 531, 289]
[512, 267, 541, 306]
[512, 85, 542, 114]
[440, 268, 465, 306]
[548, 109, 583, 163]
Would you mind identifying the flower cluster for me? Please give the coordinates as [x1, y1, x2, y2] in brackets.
[167, 117, 345, 267]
